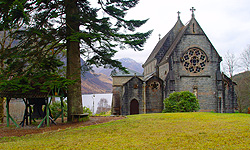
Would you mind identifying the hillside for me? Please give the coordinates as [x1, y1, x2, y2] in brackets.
[233, 71, 250, 113]
[81, 58, 143, 94]
[81, 71, 112, 94]
[92, 58, 143, 77]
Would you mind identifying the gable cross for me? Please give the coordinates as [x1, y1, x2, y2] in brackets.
[177, 11, 181, 19]
[190, 7, 196, 17]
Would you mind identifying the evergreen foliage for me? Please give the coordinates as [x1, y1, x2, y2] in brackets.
[0, 0, 151, 72]
[162, 91, 200, 113]
[0, 0, 151, 119]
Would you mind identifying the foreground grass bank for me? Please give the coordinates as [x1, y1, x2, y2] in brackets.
[0, 112, 250, 149]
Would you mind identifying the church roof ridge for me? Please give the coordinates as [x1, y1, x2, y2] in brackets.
[143, 16, 184, 67]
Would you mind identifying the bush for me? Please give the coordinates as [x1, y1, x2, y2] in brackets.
[50, 100, 67, 118]
[94, 110, 111, 116]
[83, 106, 92, 116]
[162, 91, 200, 113]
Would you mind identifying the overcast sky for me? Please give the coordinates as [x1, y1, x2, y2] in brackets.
[113, 0, 250, 70]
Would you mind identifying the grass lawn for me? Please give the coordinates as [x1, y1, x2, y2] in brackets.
[0, 112, 250, 149]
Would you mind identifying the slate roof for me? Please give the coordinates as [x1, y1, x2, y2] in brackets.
[111, 68, 143, 77]
[143, 17, 184, 66]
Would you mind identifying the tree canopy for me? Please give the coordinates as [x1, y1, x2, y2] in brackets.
[0, 0, 152, 120]
[0, 0, 151, 69]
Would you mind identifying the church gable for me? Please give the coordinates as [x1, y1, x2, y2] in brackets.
[159, 9, 221, 69]
[184, 18, 204, 35]
[176, 19, 221, 76]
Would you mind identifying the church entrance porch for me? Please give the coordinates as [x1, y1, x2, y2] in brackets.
[130, 99, 139, 115]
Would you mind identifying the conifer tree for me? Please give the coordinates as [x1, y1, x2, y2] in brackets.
[0, 0, 152, 121]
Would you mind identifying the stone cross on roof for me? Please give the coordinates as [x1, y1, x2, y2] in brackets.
[190, 7, 196, 18]
[177, 11, 181, 20]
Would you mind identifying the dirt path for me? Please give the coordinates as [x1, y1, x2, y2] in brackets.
[0, 116, 125, 138]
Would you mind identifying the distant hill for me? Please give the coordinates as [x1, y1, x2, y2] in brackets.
[81, 71, 112, 94]
[92, 58, 143, 77]
[81, 58, 143, 94]
[233, 71, 250, 113]
[60, 57, 143, 94]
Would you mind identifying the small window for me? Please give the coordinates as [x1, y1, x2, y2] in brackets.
[193, 23, 195, 33]
[193, 86, 198, 98]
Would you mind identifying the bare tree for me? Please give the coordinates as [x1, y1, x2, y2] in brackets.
[223, 50, 238, 78]
[96, 98, 111, 114]
[241, 45, 250, 71]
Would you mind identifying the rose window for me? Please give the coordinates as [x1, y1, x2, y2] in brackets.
[181, 47, 207, 73]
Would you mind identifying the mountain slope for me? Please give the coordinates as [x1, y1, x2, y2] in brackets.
[81, 72, 112, 94]
[92, 58, 143, 77]
[61, 57, 143, 94]
[233, 71, 250, 113]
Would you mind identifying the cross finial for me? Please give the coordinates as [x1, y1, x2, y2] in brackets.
[190, 7, 196, 18]
[177, 11, 181, 20]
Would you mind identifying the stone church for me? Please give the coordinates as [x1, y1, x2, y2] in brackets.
[111, 8, 237, 115]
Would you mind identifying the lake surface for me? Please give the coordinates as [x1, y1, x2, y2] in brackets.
[56, 93, 113, 114]
[82, 93, 112, 114]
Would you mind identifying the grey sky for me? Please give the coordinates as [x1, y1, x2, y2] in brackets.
[114, 0, 250, 69]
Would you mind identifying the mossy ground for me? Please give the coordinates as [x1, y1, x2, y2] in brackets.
[0, 112, 249, 149]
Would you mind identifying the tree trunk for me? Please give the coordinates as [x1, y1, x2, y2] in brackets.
[65, 0, 83, 122]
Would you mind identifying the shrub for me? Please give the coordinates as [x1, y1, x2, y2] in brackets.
[94, 110, 111, 116]
[50, 100, 67, 118]
[83, 106, 92, 116]
[162, 91, 200, 113]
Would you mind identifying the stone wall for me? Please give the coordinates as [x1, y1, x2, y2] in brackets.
[146, 76, 164, 113]
[112, 86, 122, 115]
[121, 76, 143, 115]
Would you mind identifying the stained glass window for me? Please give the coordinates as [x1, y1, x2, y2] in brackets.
[181, 47, 207, 73]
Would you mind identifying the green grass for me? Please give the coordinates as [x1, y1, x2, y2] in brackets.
[0, 112, 250, 149]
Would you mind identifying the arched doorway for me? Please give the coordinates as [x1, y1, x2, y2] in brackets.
[130, 99, 139, 115]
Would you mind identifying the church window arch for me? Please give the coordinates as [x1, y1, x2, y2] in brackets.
[181, 47, 208, 73]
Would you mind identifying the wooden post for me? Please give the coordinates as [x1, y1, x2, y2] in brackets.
[61, 97, 64, 123]
[6, 98, 10, 127]
[46, 98, 50, 127]
[28, 99, 31, 125]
